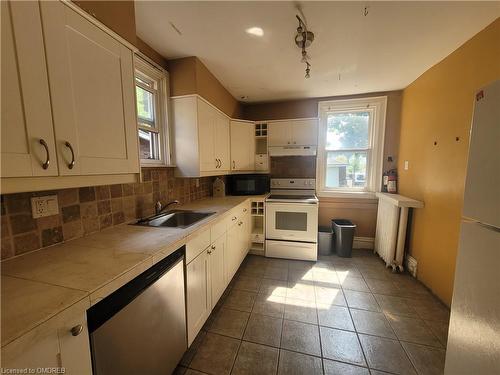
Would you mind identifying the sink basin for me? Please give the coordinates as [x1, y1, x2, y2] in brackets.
[134, 210, 215, 229]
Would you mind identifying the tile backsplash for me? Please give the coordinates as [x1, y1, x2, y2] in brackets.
[1, 168, 217, 260]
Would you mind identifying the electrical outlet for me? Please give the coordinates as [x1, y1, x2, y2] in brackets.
[31, 195, 59, 218]
[404, 160, 409, 170]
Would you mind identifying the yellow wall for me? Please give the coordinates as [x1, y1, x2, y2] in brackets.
[398, 18, 500, 306]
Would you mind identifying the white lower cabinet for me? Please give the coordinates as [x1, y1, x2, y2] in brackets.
[2, 299, 92, 374]
[186, 202, 251, 346]
[186, 248, 211, 346]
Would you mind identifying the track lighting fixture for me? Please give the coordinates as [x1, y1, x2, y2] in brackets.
[295, 14, 314, 79]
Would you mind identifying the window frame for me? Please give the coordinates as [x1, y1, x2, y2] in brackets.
[134, 54, 173, 167]
[317, 96, 387, 198]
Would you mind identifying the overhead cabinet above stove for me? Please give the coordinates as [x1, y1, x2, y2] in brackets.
[267, 119, 318, 147]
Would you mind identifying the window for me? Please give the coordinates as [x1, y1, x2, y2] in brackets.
[317, 97, 387, 197]
[134, 56, 171, 165]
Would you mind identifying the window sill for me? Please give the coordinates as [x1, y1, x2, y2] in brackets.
[317, 190, 378, 199]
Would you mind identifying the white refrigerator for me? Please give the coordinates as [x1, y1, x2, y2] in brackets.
[444, 80, 500, 374]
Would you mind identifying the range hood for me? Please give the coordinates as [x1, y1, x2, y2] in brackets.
[268, 145, 317, 156]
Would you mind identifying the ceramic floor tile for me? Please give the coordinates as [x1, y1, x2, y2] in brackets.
[284, 297, 318, 324]
[243, 313, 283, 347]
[281, 319, 321, 356]
[239, 264, 266, 278]
[185, 370, 208, 375]
[350, 309, 396, 339]
[208, 308, 250, 339]
[266, 258, 289, 269]
[386, 314, 442, 347]
[402, 341, 446, 375]
[252, 294, 285, 318]
[180, 330, 207, 366]
[374, 294, 419, 318]
[312, 269, 341, 288]
[320, 326, 366, 366]
[314, 286, 347, 306]
[263, 266, 289, 281]
[344, 290, 381, 312]
[288, 269, 314, 283]
[365, 278, 402, 296]
[189, 333, 240, 375]
[424, 320, 449, 347]
[259, 279, 288, 298]
[317, 304, 355, 331]
[233, 276, 262, 293]
[335, 266, 363, 279]
[358, 334, 416, 375]
[277, 349, 323, 375]
[340, 276, 370, 292]
[323, 359, 370, 375]
[410, 299, 450, 322]
[287, 282, 316, 301]
[232, 341, 279, 375]
[288, 260, 315, 271]
[223, 289, 257, 312]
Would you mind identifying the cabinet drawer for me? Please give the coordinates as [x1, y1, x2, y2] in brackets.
[186, 228, 211, 264]
[210, 217, 227, 242]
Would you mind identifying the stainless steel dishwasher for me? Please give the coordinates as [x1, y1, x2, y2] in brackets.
[87, 246, 186, 375]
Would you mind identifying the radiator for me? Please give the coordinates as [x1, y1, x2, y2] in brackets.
[374, 193, 424, 272]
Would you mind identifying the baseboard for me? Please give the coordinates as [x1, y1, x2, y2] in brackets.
[353, 236, 374, 250]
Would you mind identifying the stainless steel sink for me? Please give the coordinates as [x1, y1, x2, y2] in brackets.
[134, 210, 215, 229]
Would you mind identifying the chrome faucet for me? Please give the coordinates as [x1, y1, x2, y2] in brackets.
[155, 200, 180, 215]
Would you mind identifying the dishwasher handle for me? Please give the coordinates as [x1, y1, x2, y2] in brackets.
[87, 246, 185, 334]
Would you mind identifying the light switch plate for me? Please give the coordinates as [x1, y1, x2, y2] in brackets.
[404, 160, 409, 170]
[31, 195, 59, 218]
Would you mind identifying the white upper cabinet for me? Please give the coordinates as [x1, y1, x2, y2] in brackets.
[1, 1, 58, 177]
[40, 1, 139, 175]
[171, 95, 230, 177]
[230, 120, 255, 171]
[268, 119, 318, 147]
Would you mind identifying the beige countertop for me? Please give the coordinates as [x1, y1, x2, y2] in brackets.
[1, 195, 262, 347]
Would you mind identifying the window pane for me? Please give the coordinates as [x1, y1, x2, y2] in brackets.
[326, 112, 369, 150]
[136, 85, 155, 126]
[326, 151, 367, 188]
[138, 129, 159, 160]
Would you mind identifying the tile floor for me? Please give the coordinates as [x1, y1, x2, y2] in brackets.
[176, 250, 450, 375]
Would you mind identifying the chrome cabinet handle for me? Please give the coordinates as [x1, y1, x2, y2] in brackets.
[218, 159, 222, 168]
[238, 221, 243, 226]
[39, 139, 50, 169]
[207, 249, 212, 254]
[70, 324, 83, 336]
[65, 141, 75, 169]
[243, 208, 247, 212]
[211, 245, 216, 250]
[232, 216, 237, 221]
[233, 160, 235, 169]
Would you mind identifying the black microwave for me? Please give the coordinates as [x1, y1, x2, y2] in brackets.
[227, 174, 270, 196]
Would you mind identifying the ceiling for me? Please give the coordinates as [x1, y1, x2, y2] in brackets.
[135, 2, 499, 103]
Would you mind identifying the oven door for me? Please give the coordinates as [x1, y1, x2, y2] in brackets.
[266, 202, 318, 243]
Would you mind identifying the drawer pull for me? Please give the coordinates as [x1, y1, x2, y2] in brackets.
[39, 139, 50, 170]
[70, 324, 83, 336]
[243, 208, 247, 212]
[232, 216, 237, 221]
[238, 221, 243, 226]
[211, 245, 216, 250]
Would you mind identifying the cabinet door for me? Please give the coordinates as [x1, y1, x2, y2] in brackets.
[290, 119, 318, 146]
[225, 222, 240, 282]
[197, 99, 217, 172]
[40, 1, 139, 176]
[230, 120, 254, 171]
[215, 113, 231, 171]
[210, 234, 227, 306]
[58, 310, 92, 374]
[1, 1, 58, 177]
[268, 121, 291, 146]
[186, 249, 211, 346]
